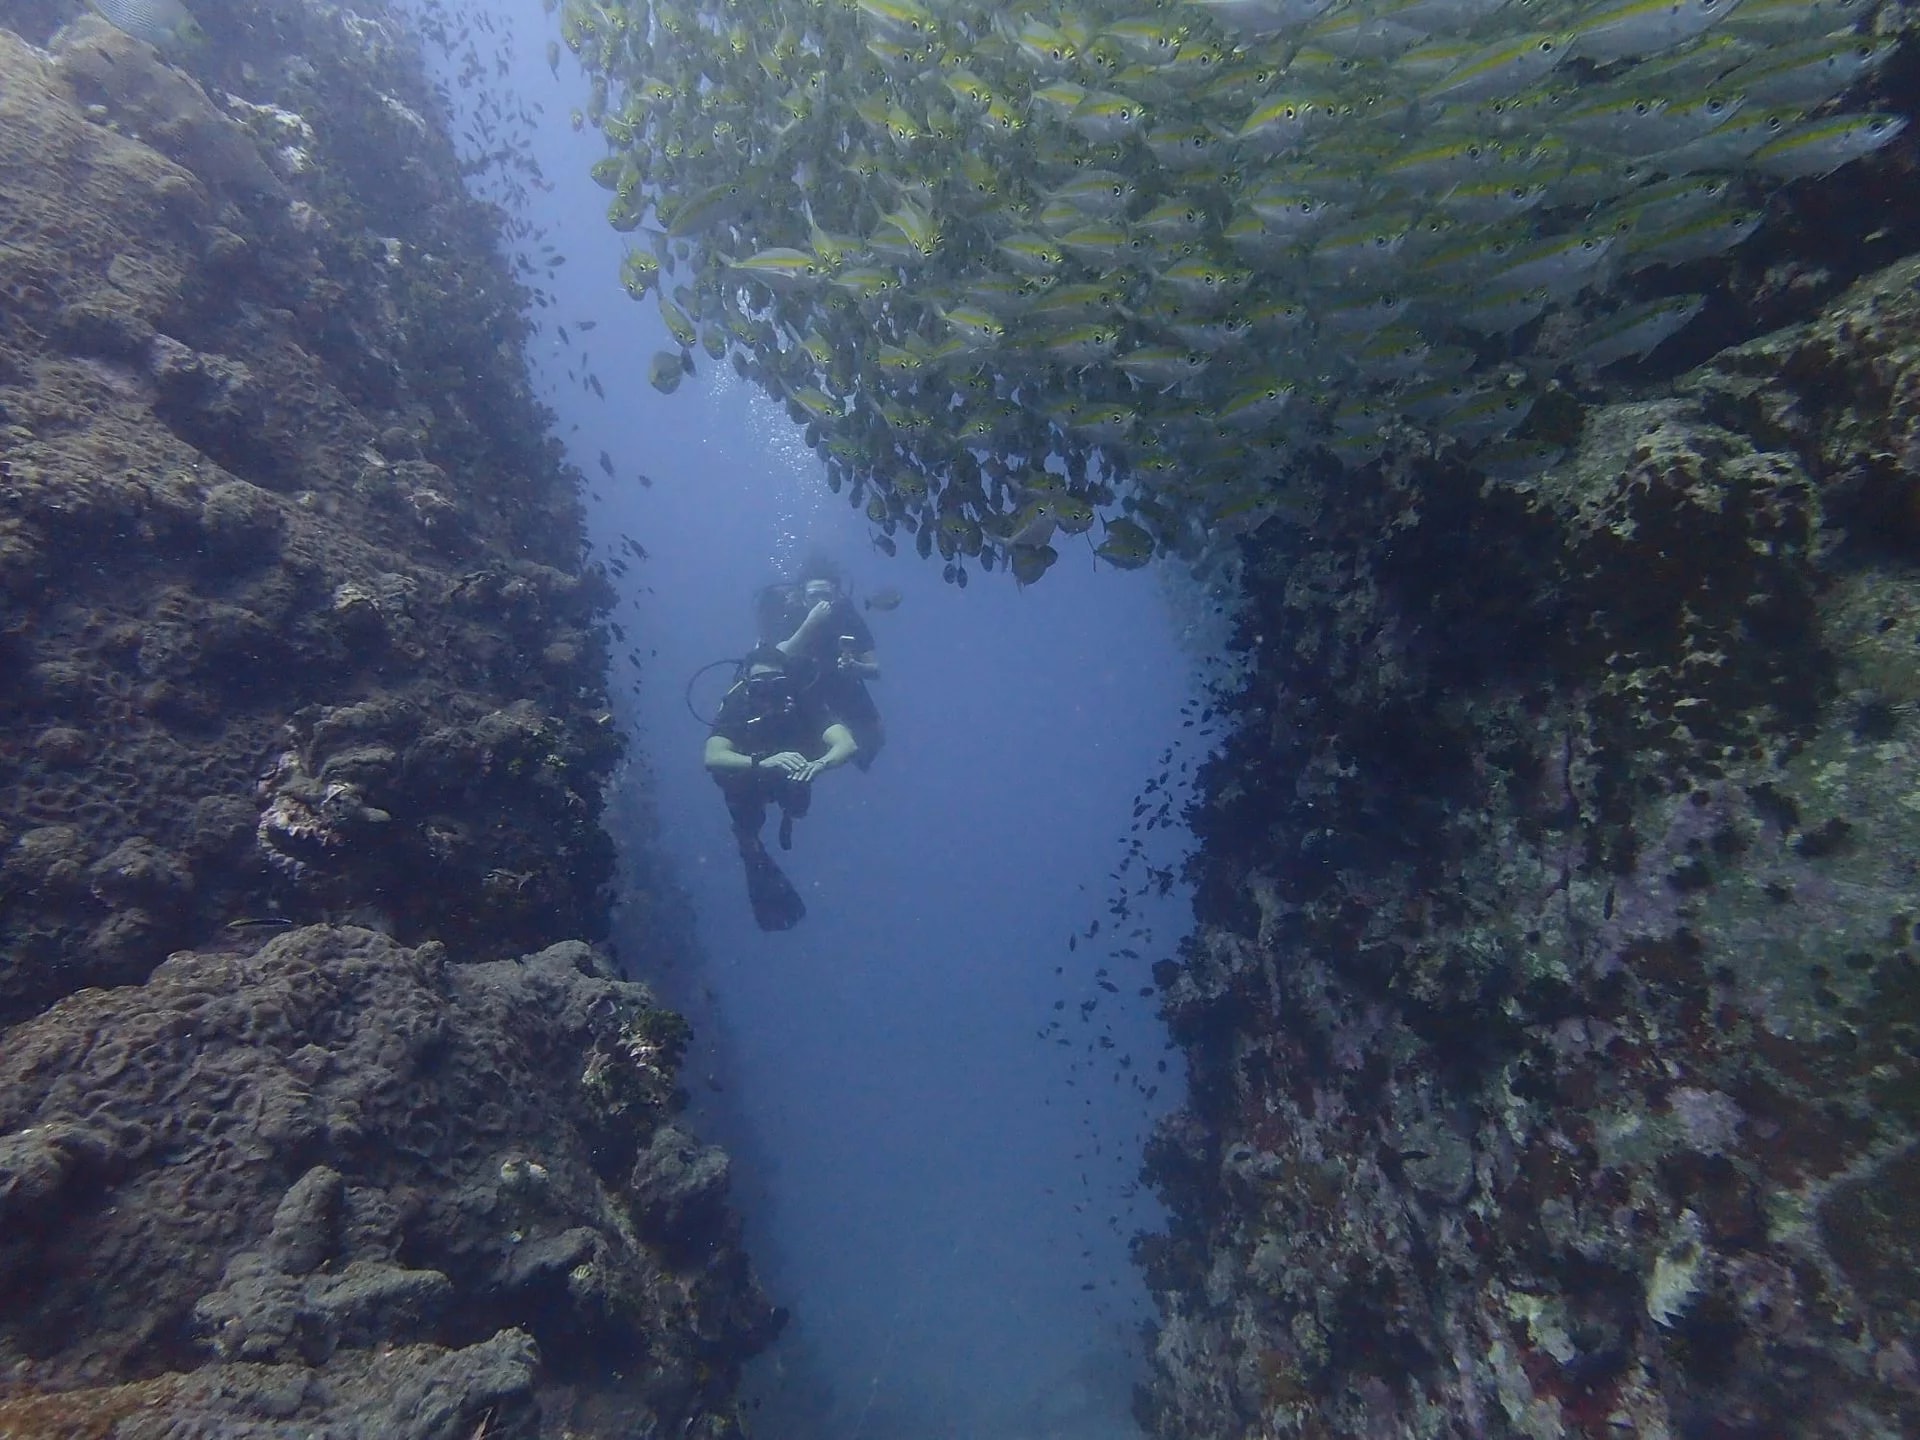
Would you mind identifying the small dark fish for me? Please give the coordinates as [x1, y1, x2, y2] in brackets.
[577, 319, 598, 331]
[649, 351, 685, 394]
[635, 472, 654, 488]
[598, 451, 614, 477]
[588, 374, 605, 399]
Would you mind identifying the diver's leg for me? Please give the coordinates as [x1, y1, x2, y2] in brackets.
[719, 775, 770, 849]
[718, 774, 805, 929]
[776, 775, 812, 851]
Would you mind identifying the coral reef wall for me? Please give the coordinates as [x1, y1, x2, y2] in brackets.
[0, 4, 777, 1435]
[1140, 247, 1920, 1437]
[0, 8, 612, 1010]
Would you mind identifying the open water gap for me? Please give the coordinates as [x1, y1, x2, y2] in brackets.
[418, 3, 1210, 1433]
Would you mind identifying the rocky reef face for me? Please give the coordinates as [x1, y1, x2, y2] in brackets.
[0, 5, 776, 1435]
[0, 9, 620, 1015]
[1141, 255, 1920, 1434]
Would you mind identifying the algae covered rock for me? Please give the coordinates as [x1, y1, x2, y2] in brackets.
[0, 925, 778, 1434]
[54, 13, 286, 196]
[630, 1124, 734, 1243]
[0, 27, 203, 330]
[198, 476, 286, 560]
[0, 1328, 542, 1439]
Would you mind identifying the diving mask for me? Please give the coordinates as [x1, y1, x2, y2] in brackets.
[741, 668, 797, 724]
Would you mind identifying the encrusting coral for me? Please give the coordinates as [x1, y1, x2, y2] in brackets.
[1140, 253, 1920, 1438]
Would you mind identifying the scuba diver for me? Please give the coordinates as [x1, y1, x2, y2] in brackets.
[754, 562, 885, 770]
[703, 645, 858, 931]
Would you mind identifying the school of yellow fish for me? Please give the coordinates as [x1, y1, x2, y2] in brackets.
[556, 0, 1907, 583]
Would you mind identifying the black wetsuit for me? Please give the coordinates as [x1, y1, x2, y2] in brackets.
[708, 672, 828, 839]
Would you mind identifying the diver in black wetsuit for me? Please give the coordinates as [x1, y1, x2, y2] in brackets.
[703, 646, 858, 931]
[755, 566, 885, 771]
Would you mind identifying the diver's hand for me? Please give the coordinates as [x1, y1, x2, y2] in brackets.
[791, 760, 824, 783]
[758, 751, 809, 774]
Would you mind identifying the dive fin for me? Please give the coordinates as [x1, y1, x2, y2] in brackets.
[742, 844, 806, 931]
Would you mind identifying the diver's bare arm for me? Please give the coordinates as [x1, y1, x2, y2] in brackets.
[704, 735, 756, 773]
[814, 723, 858, 771]
[775, 600, 835, 659]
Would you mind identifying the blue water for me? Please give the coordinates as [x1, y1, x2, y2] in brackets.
[423, 8, 1209, 1433]
[604, 416, 1191, 1435]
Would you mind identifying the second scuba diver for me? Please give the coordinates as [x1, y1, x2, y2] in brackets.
[755, 564, 885, 770]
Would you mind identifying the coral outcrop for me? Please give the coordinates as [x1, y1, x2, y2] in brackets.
[0, 3, 774, 1434]
[1142, 256, 1920, 1437]
[0, 927, 778, 1437]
